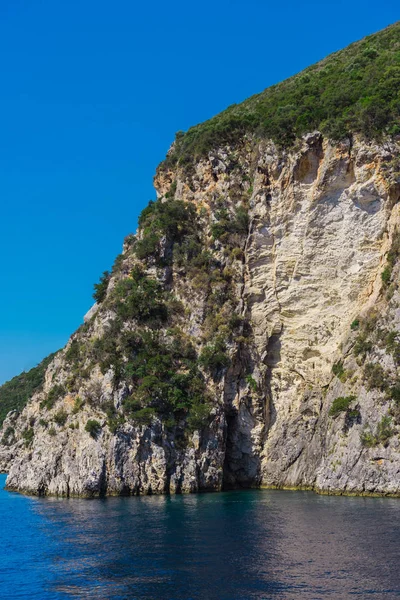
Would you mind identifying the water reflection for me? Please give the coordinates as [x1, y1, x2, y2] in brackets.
[1, 475, 400, 599]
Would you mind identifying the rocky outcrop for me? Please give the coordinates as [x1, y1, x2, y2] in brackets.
[2, 132, 400, 497]
[3, 405, 226, 497]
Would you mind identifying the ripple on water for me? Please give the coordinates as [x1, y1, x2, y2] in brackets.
[1, 475, 400, 599]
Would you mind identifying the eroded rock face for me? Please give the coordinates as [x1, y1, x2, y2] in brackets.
[5, 407, 226, 497]
[2, 132, 400, 497]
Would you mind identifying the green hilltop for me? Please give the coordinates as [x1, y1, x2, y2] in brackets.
[163, 21, 400, 169]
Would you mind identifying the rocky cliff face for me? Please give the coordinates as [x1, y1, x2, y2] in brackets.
[1, 131, 400, 497]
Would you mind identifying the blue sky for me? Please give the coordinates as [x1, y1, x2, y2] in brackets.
[0, 0, 398, 383]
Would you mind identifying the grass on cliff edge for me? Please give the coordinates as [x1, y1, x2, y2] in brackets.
[0, 352, 57, 426]
[162, 21, 400, 169]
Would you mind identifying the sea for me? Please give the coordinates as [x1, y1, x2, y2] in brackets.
[1, 473, 399, 599]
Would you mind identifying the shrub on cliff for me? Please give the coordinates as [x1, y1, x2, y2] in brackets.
[91, 326, 210, 429]
[53, 410, 68, 427]
[135, 198, 197, 262]
[353, 333, 373, 357]
[85, 419, 102, 439]
[111, 267, 168, 323]
[381, 266, 392, 285]
[329, 396, 356, 417]
[364, 362, 388, 392]
[187, 401, 212, 432]
[1, 426, 15, 446]
[22, 427, 34, 447]
[332, 360, 346, 381]
[245, 375, 258, 392]
[211, 205, 249, 243]
[93, 271, 110, 303]
[65, 339, 81, 364]
[72, 396, 84, 414]
[40, 384, 65, 410]
[135, 233, 160, 261]
[199, 338, 231, 374]
[122, 397, 156, 426]
[360, 415, 394, 447]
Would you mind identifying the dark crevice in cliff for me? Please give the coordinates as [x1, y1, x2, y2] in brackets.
[222, 406, 262, 490]
[222, 345, 265, 490]
[262, 332, 282, 445]
[221, 185, 264, 491]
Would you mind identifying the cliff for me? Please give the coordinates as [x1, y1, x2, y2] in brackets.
[1, 23, 400, 497]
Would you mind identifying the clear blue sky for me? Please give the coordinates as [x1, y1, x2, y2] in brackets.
[0, 0, 398, 383]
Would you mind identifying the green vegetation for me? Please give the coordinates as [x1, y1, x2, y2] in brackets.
[82, 195, 239, 434]
[364, 362, 389, 392]
[135, 198, 197, 263]
[245, 374, 258, 392]
[22, 427, 34, 447]
[381, 266, 392, 285]
[347, 409, 361, 420]
[90, 324, 213, 432]
[199, 338, 231, 374]
[351, 307, 400, 381]
[119, 192, 247, 416]
[211, 204, 249, 243]
[162, 23, 400, 169]
[0, 352, 57, 426]
[352, 313, 378, 358]
[72, 396, 84, 414]
[40, 384, 65, 410]
[122, 401, 156, 426]
[1, 426, 15, 446]
[329, 395, 356, 417]
[65, 339, 81, 364]
[93, 271, 110, 303]
[382, 231, 400, 288]
[350, 319, 360, 330]
[332, 360, 346, 381]
[353, 333, 373, 357]
[85, 419, 102, 438]
[360, 415, 395, 447]
[111, 266, 168, 323]
[53, 410, 68, 427]
[80, 191, 238, 435]
[103, 401, 124, 433]
[388, 383, 400, 404]
[186, 401, 212, 431]
[122, 330, 211, 428]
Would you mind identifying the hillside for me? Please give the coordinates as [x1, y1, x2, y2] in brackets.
[0, 353, 56, 427]
[163, 21, 400, 168]
[1, 23, 400, 496]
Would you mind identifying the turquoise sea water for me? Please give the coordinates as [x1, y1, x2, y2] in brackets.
[1, 473, 400, 599]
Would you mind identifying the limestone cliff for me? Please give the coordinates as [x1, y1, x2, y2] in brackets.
[1, 24, 400, 497]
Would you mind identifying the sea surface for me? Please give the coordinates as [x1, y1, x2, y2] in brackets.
[1, 474, 400, 599]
